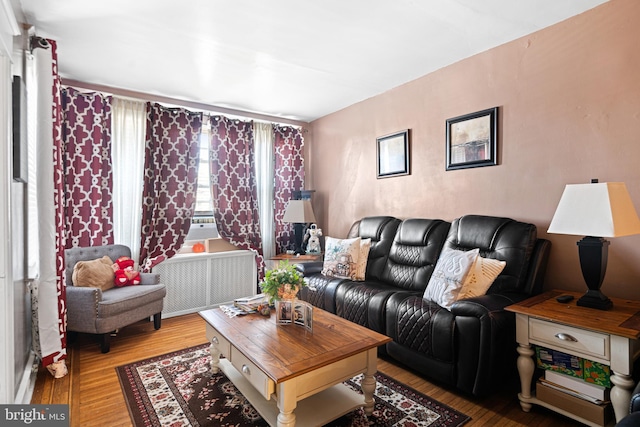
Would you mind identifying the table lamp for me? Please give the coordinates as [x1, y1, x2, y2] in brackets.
[282, 199, 316, 254]
[548, 180, 640, 310]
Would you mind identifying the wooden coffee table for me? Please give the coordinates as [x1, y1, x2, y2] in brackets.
[199, 307, 391, 427]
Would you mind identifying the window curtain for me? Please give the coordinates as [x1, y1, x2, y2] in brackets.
[111, 97, 146, 264]
[209, 116, 264, 275]
[274, 125, 305, 253]
[26, 39, 67, 377]
[61, 87, 113, 248]
[254, 122, 276, 261]
[138, 103, 202, 272]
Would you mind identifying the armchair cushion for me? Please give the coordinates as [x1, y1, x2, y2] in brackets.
[71, 256, 115, 291]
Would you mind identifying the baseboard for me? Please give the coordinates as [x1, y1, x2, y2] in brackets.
[14, 351, 38, 404]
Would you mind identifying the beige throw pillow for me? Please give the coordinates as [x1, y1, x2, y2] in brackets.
[72, 256, 115, 291]
[423, 248, 479, 310]
[354, 238, 372, 281]
[457, 255, 506, 300]
[321, 237, 361, 280]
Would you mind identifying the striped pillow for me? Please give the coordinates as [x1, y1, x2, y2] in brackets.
[457, 255, 506, 300]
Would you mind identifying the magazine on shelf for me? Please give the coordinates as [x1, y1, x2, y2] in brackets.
[544, 370, 609, 401]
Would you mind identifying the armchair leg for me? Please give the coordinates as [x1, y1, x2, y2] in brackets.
[100, 333, 111, 353]
[154, 313, 162, 330]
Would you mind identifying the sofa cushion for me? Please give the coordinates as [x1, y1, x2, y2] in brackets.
[423, 248, 479, 309]
[457, 256, 506, 300]
[322, 236, 361, 280]
[72, 256, 115, 291]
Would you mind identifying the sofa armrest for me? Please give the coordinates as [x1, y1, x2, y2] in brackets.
[629, 381, 640, 413]
[66, 285, 103, 303]
[451, 293, 527, 395]
[139, 272, 160, 285]
[295, 261, 323, 276]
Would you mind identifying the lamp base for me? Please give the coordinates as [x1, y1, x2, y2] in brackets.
[576, 289, 613, 310]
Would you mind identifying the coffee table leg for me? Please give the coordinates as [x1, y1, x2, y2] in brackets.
[276, 382, 296, 427]
[362, 348, 377, 416]
[209, 336, 221, 374]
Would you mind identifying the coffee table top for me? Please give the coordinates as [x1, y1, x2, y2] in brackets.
[200, 307, 391, 383]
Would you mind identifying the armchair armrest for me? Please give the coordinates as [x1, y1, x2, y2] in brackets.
[139, 272, 160, 285]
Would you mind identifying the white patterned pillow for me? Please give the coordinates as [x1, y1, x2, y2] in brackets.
[457, 255, 506, 300]
[423, 248, 479, 310]
[322, 237, 361, 280]
[354, 238, 372, 281]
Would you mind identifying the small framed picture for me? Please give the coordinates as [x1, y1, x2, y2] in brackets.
[293, 301, 313, 333]
[446, 107, 498, 171]
[275, 300, 292, 325]
[377, 130, 410, 178]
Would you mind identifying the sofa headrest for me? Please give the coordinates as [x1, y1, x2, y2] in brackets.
[445, 215, 537, 293]
[348, 216, 401, 280]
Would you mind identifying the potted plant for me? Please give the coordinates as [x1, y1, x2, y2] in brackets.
[260, 260, 306, 304]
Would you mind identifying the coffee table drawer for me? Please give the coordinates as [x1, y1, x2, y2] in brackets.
[231, 347, 275, 400]
[206, 326, 231, 357]
[529, 318, 610, 360]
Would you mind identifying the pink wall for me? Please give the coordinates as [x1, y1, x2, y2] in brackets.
[308, 0, 640, 300]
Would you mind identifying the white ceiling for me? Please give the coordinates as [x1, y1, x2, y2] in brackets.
[16, 0, 607, 123]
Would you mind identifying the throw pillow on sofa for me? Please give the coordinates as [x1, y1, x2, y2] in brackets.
[354, 238, 372, 281]
[72, 256, 115, 291]
[322, 236, 361, 280]
[457, 255, 506, 300]
[423, 247, 479, 309]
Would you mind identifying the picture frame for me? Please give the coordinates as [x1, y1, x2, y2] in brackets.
[294, 300, 313, 332]
[275, 300, 292, 325]
[446, 107, 498, 171]
[377, 129, 410, 178]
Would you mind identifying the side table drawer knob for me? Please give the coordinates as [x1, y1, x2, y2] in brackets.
[242, 364, 251, 375]
[555, 332, 578, 342]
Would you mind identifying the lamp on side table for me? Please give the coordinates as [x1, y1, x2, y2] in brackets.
[548, 180, 640, 310]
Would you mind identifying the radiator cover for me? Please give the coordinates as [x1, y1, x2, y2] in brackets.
[152, 250, 257, 318]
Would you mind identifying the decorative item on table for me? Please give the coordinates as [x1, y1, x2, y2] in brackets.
[260, 260, 306, 306]
[548, 179, 640, 310]
[282, 198, 316, 254]
[305, 223, 322, 254]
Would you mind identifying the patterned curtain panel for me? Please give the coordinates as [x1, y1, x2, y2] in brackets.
[274, 125, 305, 253]
[209, 116, 264, 275]
[139, 103, 202, 272]
[61, 87, 113, 248]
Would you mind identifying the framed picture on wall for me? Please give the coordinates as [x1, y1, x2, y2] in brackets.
[446, 107, 498, 171]
[377, 129, 410, 178]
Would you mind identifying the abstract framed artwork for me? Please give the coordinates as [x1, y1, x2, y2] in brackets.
[446, 107, 498, 171]
[377, 129, 410, 178]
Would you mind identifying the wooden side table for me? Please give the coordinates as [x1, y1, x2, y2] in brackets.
[506, 290, 640, 425]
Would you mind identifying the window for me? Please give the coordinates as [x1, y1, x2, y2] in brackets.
[194, 126, 214, 217]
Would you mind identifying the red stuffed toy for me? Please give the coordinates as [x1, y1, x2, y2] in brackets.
[112, 256, 141, 287]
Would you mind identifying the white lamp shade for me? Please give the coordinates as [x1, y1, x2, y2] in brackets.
[282, 199, 316, 223]
[548, 182, 640, 237]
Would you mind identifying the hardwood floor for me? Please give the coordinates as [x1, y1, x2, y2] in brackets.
[30, 313, 584, 426]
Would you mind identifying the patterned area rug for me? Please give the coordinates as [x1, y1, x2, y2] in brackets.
[116, 344, 470, 427]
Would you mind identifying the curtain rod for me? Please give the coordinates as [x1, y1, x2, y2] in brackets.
[61, 78, 309, 128]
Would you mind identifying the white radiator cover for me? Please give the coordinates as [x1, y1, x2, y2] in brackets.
[152, 250, 257, 318]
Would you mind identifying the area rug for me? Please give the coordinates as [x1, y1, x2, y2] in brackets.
[116, 344, 470, 427]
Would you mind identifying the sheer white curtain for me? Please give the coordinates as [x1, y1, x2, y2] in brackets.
[111, 97, 146, 264]
[254, 122, 276, 260]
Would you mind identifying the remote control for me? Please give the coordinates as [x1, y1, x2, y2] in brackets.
[556, 295, 574, 303]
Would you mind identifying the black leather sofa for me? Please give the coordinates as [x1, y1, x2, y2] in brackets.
[297, 214, 551, 396]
